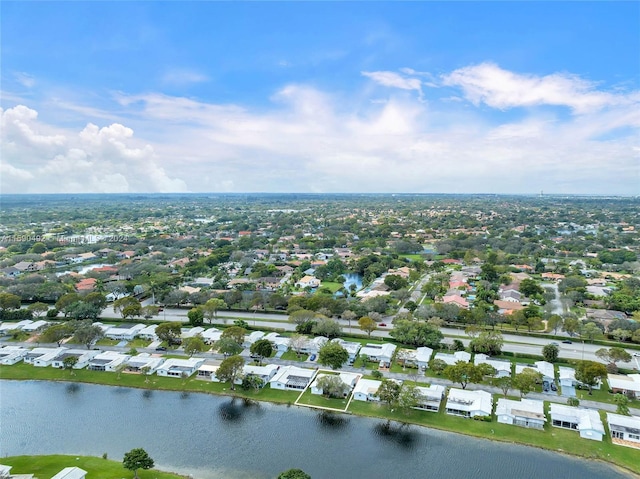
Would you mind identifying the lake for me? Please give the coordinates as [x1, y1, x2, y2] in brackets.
[0, 380, 630, 479]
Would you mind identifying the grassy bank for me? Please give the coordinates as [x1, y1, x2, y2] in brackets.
[0, 455, 186, 479]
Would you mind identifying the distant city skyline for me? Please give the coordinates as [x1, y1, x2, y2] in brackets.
[1, 2, 638, 195]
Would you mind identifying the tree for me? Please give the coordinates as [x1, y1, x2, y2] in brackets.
[202, 298, 226, 324]
[278, 469, 311, 479]
[40, 323, 74, 346]
[216, 337, 243, 356]
[358, 316, 377, 338]
[390, 320, 443, 348]
[519, 279, 544, 298]
[141, 305, 160, 319]
[315, 375, 350, 398]
[469, 331, 504, 355]
[187, 307, 204, 326]
[250, 339, 273, 365]
[493, 376, 513, 397]
[513, 368, 542, 397]
[595, 347, 632, 371]
[542, 344, 560, 363]
[574, 360, 607, 395]
[27, 302, 49, 318]
[183, 336, 206, 356]
[428, 358, 447, 375]
[318, 341, 349, 370]
[84, 292, 107, 310]
[221, 326, 246, 345]
[216, 355, 245, 390]
[341, 310, 357, 330]
[289, 309, 317, 326]
[613, 393, 630, 415]
[155, 322, 182, 345]
[547, 314, 563, 334]
[567, 397, 580, 407]
[562, 317, 580, 337]
[611, 328, 632, 343]
[312, 318, 342, 339]
[113, 296, 140, 317]
[56, 293, 81, 317]
[241, 375, 265, 391]
[123, 448, 154, 479]
[289, 333, 307, 358]
[580, 322, 603, 342]
[384, 274, 408, 291]
[444, 361, 483, 389]
[74, 323, 104, 349]
[122, 303, 142, 320]
[0, 292, 21, 311]
[63, 355, 78, 375]
[376, 379, 402, 406]
[397, 384, 422, 412]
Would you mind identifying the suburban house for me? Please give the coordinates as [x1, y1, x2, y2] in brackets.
[0, 320, 35, 336]
[263, 332, 291, 352]
[137, 324, 159, 340]
[21, 320, 49, 333]
[441, 295, 470, 309]
[104, 323, 145, 341]
[331, 338, 361, 364]
[606, 413, 640, 449]
[496, 398, 546, 429]
[242, 364, 281, 385]
[300, 336, 329, 355]
[493, 300, 525, 315]
[516, 361, 555, 382]
[51, 349, 99, 369]
[558, 366, 579, 396]
[156, 358, 205, 378]
[51, 467, 87, 479]
[397, 347, 433, 370]
[181, 327, 206, 340]
[0, 346, 28, 365]
[608, 374, 640, 398]
[269, 365, 316, 390]
[414, 384, 445, 412]
[295, 275, 321, 289]
[434, 350, 471, 366]
[28, 347, 68, 367]
[549, 404, 604, 441]
[310, 372, 360, 396]
[87, 351, 130, 371]
[359, 343, 397, 367]
[445, 388, 493, 418]
[201, 328, 223, 344]
[197, 362, 220, 379]
[243, 330, 266, 348]
[474, 354, 512, 378]
[124, 354, 165, 374]
[352, 379, 383, 402]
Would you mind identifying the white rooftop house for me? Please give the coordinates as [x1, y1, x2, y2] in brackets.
[606, 413, 640, 449]
[300, 336, 329, 355]
[515, 361, 555, 382]
[359, 343, 397, 367]
[331, 338, 361, 364]
[137, 324, 159, 340]
[0, 320, 34, 336]
[51, 349, 99, 369]
[28, 347, 68, 367]
[496, 398, 546, 429]
[263, 332, 291, 352]
[397, 347, 433, 370]
[87, 351, 130, 372]
[352, 379, 383, 402]
[50, 467, 87, 479]
[104, 323, 146, 341]
[242, 364, 281, 385]
[157, 357, 204, 378]
[125, 353, 165, 374]
[558, 366, 577, 387]
[181, 326, 206, 339]
[445, 388, 493, 418]
[201, 328, 223, 344]
[474, 354, 512, 378]
[608, 373, 640, 398]
[310, 372, 360, 396]
[549, 404, 604, 441]
[434, 350, 471, 366]
[21, 320, 49, 332]
[0, 346, 28, 365]
[243, 330, 266, 348]
[414, 384, 445, 412]
[269, 365, 317, 390]
[197, 362, 220, 379]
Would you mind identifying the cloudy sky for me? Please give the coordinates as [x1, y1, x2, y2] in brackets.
[1, 2, 639, 195]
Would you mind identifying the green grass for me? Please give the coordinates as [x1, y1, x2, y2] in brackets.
[95, 338, 119, 346]
[320, 281, 343, 293]
[127, 338, 152, 348]
[280, 350, 307, 362]
[399, 254, 424, 262]
[1, 455, 186, 479]
[296, 388, 350, 410]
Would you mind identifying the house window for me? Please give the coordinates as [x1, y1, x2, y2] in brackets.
[612, 431, 624, 439]
[629, 434, 640, 440]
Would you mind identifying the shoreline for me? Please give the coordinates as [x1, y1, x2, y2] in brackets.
[2, 372, 639, 477]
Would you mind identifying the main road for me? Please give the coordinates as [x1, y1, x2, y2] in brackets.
[99, 306, 639, 368]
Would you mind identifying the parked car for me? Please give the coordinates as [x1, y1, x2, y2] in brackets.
[309, 354, 316, 361]
[562, 340, 573, 344]
[155, 346, 167, 351]
[551, 382, 557, 391]
[379, 323, 387, 327]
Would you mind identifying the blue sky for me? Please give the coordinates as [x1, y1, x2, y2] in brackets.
[2, 2, 639, 194]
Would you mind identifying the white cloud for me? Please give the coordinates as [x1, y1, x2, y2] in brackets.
[162, 69, 209, 86]
[442, 62, 637, 114]
[13, 72, 36, 88]
[362, 70, 423, 97]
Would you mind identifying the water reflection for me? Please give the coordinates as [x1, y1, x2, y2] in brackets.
[66, 383, 80, 394]
[180, 392, 190, 400]
[316, 411, 350, 431]
[372, 421, 421, 450]
[218, 397, 262, 423]
[142, 389, 153, 399]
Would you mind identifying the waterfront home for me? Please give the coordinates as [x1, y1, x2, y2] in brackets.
[331, 338, 361, 364]
[0, 346, 28, 365]
[352, 379, 383, 402]
[124, 353, 165, 374]
[0, 320, 34, 336]
[87, 351, 130, 372]
[243, 330, 266, 348]
[295, 275, 321, 289]
[21, 320, 49, 333]
[445, 388, 493, 418]
[397, 347, 433, 370]
[359, 343, 397, 367]
[608, 373, 640, 399]
[474, 354, 512, 378]
[414, 385, 445, 412]
[201, 327, 223, 344]
[515, 361, 554, 382]
[51, 349, 99, 369]
[310, 372, 360, 396]
[104, 323, 145, 341]
[496, 398, 546, 429]
[28, 347, 67, 367]
[434, 350, 471, 366]
[549, 404, 604, 441]
[157, 358, 205, 378]
[197, 361, 220, 379]
[300, 336, 329, 355]
[137, 324, 158, 341]
[243, 364, 281, 385]
[263, 332, 291, 352]
[269, 365, 316, 390]
[51, 467, 87, 479]
[606, 413, 640, 449]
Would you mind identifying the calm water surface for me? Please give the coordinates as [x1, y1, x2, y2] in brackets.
[0, 380, 631, 479]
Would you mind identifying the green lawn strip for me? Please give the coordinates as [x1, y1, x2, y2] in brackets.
[95, 338, 119, 346]
[398, 254, 424, 262]
[127, 338, 152, 348]
[296, 388, 349, 410]
[1, 455, 186, 479]
[280, 350, 307, 362]
[347, 401, 640, 473]
[320, 282, 342, 293]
